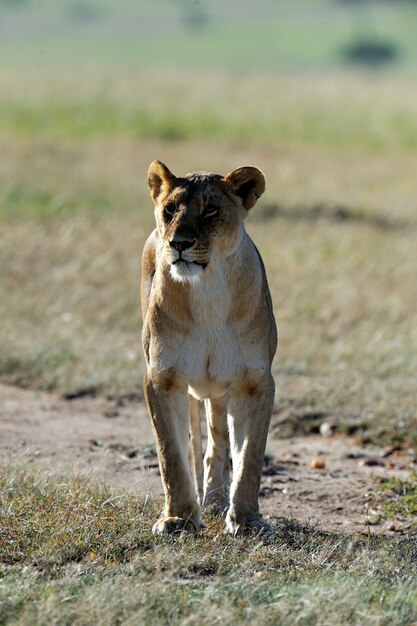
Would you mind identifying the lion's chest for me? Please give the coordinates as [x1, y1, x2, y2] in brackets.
[185, 271, 242, 394]
[151, 265, 249, 398]
[184, 322, 242, 398]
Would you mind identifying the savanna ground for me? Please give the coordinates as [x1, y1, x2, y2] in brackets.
[1, 1, 417, 624]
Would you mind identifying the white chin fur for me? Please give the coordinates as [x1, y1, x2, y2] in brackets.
[170, 262, 204, 283]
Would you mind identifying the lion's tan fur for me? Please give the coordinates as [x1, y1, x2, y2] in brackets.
[141, 160, 277, 534]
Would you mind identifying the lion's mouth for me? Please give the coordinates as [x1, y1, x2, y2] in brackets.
[172, 258, 208, 270]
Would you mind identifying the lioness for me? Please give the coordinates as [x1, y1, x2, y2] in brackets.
[141, 160, 277, 535]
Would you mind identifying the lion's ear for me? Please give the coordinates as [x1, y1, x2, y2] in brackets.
[147, 160, 177, 204]
[224, 166, 265, 211]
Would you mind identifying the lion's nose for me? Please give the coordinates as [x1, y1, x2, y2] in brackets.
[169, 238, 195, 253]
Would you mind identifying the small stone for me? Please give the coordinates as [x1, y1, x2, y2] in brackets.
[359, 458, 384, 467]
[88, 439, 103, 449]
[103, 408, 120, 418]
[319, 422, 333, 437]
[310, 459, 326, 470]
[386, 522, 397, 532]
[366, 510, 382, 525]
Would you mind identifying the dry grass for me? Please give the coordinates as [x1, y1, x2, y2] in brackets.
[1, 468, 417, 626]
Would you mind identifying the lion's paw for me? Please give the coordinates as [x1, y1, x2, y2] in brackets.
[152, 516, 204, 536]
[225, 516, 275, 537]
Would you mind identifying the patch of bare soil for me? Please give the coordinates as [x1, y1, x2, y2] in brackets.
[1, 383, 415, 534]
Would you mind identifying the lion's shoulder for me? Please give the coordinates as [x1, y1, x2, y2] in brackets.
[140, 229, 160, 322]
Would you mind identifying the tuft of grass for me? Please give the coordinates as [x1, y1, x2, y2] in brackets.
[1, 468, 417, 626]
[379, 472, 417, 521]
[0, 469, 157, 568]
[0, 350, 77, 391]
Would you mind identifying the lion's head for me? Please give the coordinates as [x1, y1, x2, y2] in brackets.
[147, 160, 265, 282]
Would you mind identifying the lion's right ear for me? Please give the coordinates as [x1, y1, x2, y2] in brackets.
[147, 160, 177, 204]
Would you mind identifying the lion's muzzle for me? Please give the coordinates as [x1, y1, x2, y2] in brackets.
[169, 237, 195, 254]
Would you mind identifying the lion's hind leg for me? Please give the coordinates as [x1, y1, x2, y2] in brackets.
[203, 396, 230, 514]
[188, 395, 203, 503]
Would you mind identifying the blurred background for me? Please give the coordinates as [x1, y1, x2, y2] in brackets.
[0, 0, 416, 446]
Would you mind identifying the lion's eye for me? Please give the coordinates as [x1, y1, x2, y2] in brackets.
[203, 207, 218, 219]
[164, 203, 176, 219]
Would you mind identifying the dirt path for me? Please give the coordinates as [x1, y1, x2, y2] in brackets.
[1, 383, 414, 534]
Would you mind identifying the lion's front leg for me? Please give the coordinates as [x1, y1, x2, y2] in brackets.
[226, 373, 275, 535]
[144, 374, 202, 534]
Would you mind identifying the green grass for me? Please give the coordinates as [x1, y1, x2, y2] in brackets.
[1, 95, 417, 150]
[0, 0, 417, 70]
[0, 181, 116, 220]
[1, 72, 417, 152]
[1, 468, 417, 626]
[379, 473, 417, 521]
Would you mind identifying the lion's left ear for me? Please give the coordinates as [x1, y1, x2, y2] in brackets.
[224, 166, 265, 211]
